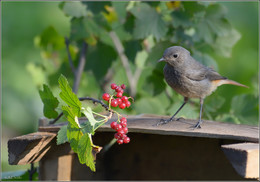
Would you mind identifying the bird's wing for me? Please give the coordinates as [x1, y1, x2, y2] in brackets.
[185, 67, 226, 81]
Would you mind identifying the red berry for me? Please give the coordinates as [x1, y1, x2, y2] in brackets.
[117, 139, 124, 145]
[120, 117, 127, 127]
[115, 124, 122, 131]
[102, 93, 110, 101]
[111, 83, 117, 89]
[120, 117, 127, 122]
[111, 99, 118, 107]
[117, 129, 125, 137]
[121, 134, 127, 139]
[121, 123, 127, 128]
[125, 100, 131, 108]
[116, 91, 123, 98]
[110, 121, 117, 129]
[121, 84, 126, 89]
[116, 98, 122, 105]
[122, 127, 128, 134]
[115, 86, 123, 93]
[114, 133, 120, 139]
[119, 103, 126, 109]
[123, 137, 130, 144]
[121, 96, 128, 102]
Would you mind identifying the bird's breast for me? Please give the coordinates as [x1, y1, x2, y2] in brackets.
[163, 64, 212, 98]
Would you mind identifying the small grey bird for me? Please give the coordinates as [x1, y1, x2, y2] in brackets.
[157, 46, 248, 129]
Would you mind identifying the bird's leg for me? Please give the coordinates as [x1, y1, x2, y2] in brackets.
[156, 97, 188, 126]
[193, 98, 204, 129]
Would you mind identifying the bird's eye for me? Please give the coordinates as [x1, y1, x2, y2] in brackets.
[173, 54, 178, 58]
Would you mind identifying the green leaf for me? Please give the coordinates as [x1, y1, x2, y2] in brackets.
[77, 134, 96, 172]
[146, 68, 166, 96]
[39, 84, 59, 119]
[167, 100, 198, 119]
[171, 10, 193, 28]
[215, 113, 241, 124]
[130, 3, 168, 41]
[57, 125, 68, 145]
[214, 28, 241, 58]
[61, 2, 88, 18]
[62, 106, 80, 128]
[85, 42, 117, 81]
[204, 95, 225, 113]
[230, 94, 258, 125]
[58, 74, 81, 117]
[112, 2, 128, 23]
[82, 107, 106, 135]
[82, 107, 96, 133]
[36, 26, 64, 50]
[67, 123, 82, 153]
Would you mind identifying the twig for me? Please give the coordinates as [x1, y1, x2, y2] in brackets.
[28, 163, 37, 181]
[49, 112, 63, 124]
[73, 41, 88, 93]
[109, 31, 135, 96]
[49, 96, 112, 124]
[79, 97, 111, 112]
[65, 37, 76, 75]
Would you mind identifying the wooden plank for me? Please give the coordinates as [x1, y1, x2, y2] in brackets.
[57, 155, 73, 181]
[8, 132, 56, 165]
[221, 143, 259, 179]
[38, 114, 259, 142]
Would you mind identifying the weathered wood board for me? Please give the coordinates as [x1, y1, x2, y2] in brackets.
[222, 142, 259, 179]
[8, 132, 56, 165]
[39, 114, 259, 142]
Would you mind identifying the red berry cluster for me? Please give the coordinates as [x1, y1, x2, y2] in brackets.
[102, 83, 131, 109]
[110, 117, 130, 144]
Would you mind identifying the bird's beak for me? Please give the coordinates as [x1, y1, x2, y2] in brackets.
[157, 57, 165, 62]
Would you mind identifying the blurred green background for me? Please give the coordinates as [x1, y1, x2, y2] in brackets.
[1, 1, 258, 174]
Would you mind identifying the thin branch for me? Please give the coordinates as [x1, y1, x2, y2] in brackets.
[109, 31, 135, 96]
[49, 112, 63, 124]
[49, 96, 112, 124]
[79, 97, 111, 112]
[73, 41, 88, 94]
[65, 37, 76, 75]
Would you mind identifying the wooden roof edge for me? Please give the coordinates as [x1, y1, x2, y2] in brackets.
[38, 114, 259, 142]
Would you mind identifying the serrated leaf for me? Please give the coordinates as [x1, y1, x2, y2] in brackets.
[57, 125, 68, 145]
[171, 10, 193, 28]
[82, 107, 106, 134]
[78, 134, 96, 172]
[39, 84, 59, 119]
[67, 123, 82, 153]
[58, 74, 81, 117]
[130, 3, 168, 41]
[62, 106, 80, 128]
[82, 107, 96, 133]
[62, 2, 88, 18]
[214, 28, 241, 58]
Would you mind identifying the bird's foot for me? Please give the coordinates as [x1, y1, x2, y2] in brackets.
[192, 120, 203, 129]
[155, 117, 180, 126]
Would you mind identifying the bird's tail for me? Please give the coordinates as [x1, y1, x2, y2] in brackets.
[221, 79, 249, 88]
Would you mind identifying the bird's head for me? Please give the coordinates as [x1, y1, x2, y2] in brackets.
[158, 46, 190, 66]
